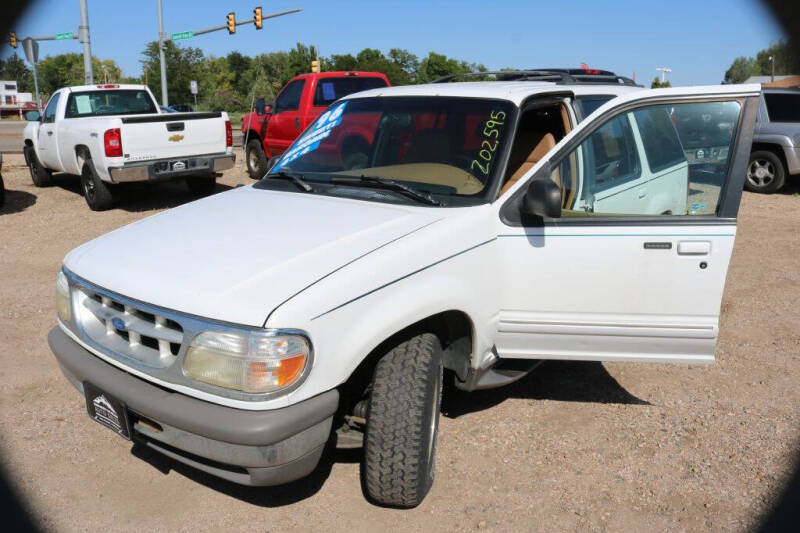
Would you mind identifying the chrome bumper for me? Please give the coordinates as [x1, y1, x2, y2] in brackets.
[108, 153, 235, 183]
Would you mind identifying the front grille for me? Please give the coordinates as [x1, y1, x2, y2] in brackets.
[75, 286, 184, 368]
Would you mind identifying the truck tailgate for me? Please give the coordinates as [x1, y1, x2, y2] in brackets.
[120, 112, 227, 161]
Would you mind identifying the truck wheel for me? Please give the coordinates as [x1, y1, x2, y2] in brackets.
[81, 160, 116, 211]
[246, 139, 268, 179]
[26, 147, 53, 187]
[746, 150, 785, 193]
[185, 176, 217, 196]
[363, 332, 443, 508]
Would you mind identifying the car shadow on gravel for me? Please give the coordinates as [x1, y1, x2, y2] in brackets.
[0, 188, 36, 215]
[130, 436, 360, 507]
[442, 361, 649, 419]
[48, 172, 234, 212]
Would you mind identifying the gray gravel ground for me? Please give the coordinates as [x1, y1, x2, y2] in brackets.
[0, 152, 798, 532]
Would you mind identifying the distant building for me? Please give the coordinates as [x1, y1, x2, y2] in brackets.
[0, 80, 34, 117]
[744, 75, 800, 88]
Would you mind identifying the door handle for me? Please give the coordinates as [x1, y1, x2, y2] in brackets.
[637, 188, 647, 199]
[677, 240, 711, 255]
[295, 117, 301, 129]
[47, 131, 53, 136]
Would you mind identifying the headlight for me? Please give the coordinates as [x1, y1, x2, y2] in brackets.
[55, 269, 71, 323]
[183, 330, 310, 394]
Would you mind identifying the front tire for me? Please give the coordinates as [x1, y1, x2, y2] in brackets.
[746, 150, 785, 193]
[363, 333, 443, 508]
[246, 139, 268, 179]
[81, 159, 116, 211]
[26, 147, 53, 187]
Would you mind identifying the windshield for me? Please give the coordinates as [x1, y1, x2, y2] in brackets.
[65, 89, 157, 118]
[269, 96, 516, 205]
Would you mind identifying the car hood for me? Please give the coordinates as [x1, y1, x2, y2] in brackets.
[65, 187, 441, 327]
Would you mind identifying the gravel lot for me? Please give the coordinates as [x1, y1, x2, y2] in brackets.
[0, 152, 798, 532]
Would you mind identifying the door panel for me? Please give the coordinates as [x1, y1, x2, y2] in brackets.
[495, 86, 760, 364]
[265, 79, 305, 155]
[38, 92, 61, 169]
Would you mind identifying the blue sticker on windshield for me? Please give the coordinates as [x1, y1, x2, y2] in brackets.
[690, 202, 706, 212]
[322, 82, 336, 101]
[274, 101, 347, 171]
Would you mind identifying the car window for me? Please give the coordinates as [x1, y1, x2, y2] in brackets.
[313, 77, 388, 107]
[764, 93, 800, 122]
[575, 95, 614, 121]
[275, 79, 305, 112]
[64, 89, 157, 118]
[43, 92, 60, 123]
[554, 101, 741, 217]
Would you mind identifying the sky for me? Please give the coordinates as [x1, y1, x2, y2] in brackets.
[2, 0, 788, 86]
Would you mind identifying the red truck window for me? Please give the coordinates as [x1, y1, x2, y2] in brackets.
[313, 77, 388, 107]
[274, 79, 305, 113]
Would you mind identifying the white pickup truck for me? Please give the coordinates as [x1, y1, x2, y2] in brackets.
[23, 84, 234, 210]
[48, 76, 759, 508]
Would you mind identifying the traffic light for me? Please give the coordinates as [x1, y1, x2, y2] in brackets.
[254, 7, 263, 29]
[226, 12, 236, 34]
[9, 32, 17, 49]
[311, 60, 320, 73]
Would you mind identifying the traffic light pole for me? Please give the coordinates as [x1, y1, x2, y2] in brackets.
[157, 0, 169, 106]
[154, 5, 301, 107]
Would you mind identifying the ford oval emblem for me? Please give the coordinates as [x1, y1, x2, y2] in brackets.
[111, 317, 127, 332]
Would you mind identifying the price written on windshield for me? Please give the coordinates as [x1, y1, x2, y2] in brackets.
[471, 110, 506, 176]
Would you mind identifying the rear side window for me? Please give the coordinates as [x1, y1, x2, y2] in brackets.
[275, 79, 305, 112]
[313, 77, 388, 107]
[632, 107, 685, 173]
[575, 95, 614, 121]
[764, 93, 800, 122]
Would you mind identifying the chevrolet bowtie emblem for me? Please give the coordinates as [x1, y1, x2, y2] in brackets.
[168, 134, 184, 142]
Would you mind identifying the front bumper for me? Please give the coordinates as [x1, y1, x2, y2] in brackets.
[108, 153, 235, 183]
[48, 327, 338, 486]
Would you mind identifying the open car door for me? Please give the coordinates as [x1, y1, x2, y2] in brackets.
[495, 84, 760, 364]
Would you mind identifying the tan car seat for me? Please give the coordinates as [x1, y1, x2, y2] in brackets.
[499, 133, 556, 196]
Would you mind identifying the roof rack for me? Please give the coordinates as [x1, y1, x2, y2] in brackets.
[433, 69, 641, 87]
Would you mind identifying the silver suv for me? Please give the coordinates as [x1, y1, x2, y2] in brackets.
[747, 88, 800, 193]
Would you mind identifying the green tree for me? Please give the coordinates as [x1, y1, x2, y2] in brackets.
[754, 40, 797, 76]
[416, 52, 480, 83]
[141, 41, 204, 105]
[388, 49, 419, 83]
[226, 51, 251, 96]
[0, 54, 33, 92]
[724, 56, 757, 84]
[37, 53, 123, 95]
[650, 76, 672, 88]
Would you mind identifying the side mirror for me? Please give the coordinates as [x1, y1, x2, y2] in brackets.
[255, 98, 266, 116]
[25, 111, 41, 122]
[521, 178, 561, 218]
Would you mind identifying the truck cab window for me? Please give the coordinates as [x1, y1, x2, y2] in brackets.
[44, 93, 60, 123]
[274, 80, 305, 113]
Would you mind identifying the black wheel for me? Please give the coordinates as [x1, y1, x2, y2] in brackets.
[81, 160, 116, 211]
[185, 175, 217, 195]
[363, 332, 443, 508]
[0, 172, 5, 209]
[26, 147, 53, 187]
[246, 139, 268, 179]
[746, 150, 785, 193]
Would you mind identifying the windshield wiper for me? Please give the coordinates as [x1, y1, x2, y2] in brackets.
[330, 175, 442, 206]
[266, 171, 313, 192]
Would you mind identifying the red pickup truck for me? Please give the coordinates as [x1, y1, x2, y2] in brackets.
[241, 71, 390, 178]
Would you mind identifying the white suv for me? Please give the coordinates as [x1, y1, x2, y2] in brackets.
[49, 79, 759, 507]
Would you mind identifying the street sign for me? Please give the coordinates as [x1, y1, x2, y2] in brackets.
[171, 31, 194, 41]
[190, 80, 198, 95]
[55, 31, 74, 40]
[22, 38, 39, 64]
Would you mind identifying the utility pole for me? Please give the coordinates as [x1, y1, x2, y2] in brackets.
[769, 55, 775, 83]
[157, 0, 169, 105]
[656, 66, 672, 83]
[78, 0, 93, 84]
